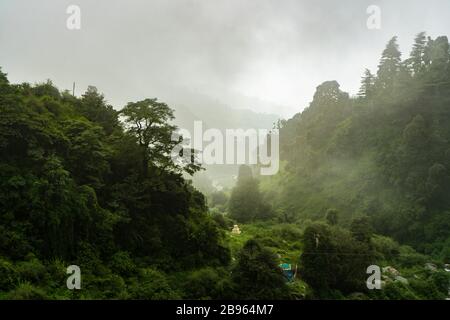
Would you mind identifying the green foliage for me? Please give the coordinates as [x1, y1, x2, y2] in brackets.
[378, 282, 419, 300]
[358, 69, 375, 98]
[267, 33, 450, 255]
[229, 165, 274, 222]
[79, 86, 120, 135]
[299, 223, 375, 297]
[210, 191, 228, 207]
[396, 245, 428, 268]
[232, 239, 289, 299]
[325, 209, 338, 226]
[109, 251, 137, 277]
[6, 282, 49, 300]
[211, 212, 235, 230]
[120, 98, 201, 176]
[128, 268, 181, 300]
[1, 32, 450, 300]
[376, 36, 402, 92]
[372, 235, 400, 261]
[0, 70, 230, 299]
[181, 267, 233, 299]
[440, 238, 450, 262]
[15, 255, 48, 284]
[0, 258, 17, 291]
[350, 216, 373, 244]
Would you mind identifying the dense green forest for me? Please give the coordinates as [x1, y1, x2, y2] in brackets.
[0, 69, 232, 299]
[272, 33, 450, 256]
[1, 32, 450, 300]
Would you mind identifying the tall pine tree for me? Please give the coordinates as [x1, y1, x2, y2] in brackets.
[408, 32, 427, 75]
[358, 68, 375, 98]
[376, 36, 402, 92]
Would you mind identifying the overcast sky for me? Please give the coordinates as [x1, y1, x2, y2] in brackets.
[1, 0, 450, 118]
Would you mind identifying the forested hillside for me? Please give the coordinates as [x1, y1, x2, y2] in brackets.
[1, 32, 450, 301]
[270, 33, 450, 257]
[0, 70, 230, 298]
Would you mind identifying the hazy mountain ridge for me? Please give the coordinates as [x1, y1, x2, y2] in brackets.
[265, 34, 450, 256]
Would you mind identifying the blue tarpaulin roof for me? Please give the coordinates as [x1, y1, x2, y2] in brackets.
[280, 263, 291, 270]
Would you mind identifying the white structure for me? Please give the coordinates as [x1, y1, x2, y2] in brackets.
[425, 263, 437, 272]
[382, 266, 400, 277]
[231, 224, 241, 235]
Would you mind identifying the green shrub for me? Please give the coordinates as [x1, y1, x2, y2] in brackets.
[15, 256, 48, 284]
[0, 258, 17, 290]
[76, 242, 110, 276]
[109, 251, 136, 277]
[372, 235, 400, 260]
[429, 271, 450, 297]
[90, 274, 128, 299]
[46, 258, 68, 287]
[272, 224, 303, 242]
[128, 268, 181, 300]
[7, 282, 48, 300]
[211, 212, 234, 230]
[181, 267, 233, 299]
[396, 245, 428, 267]
[382, 282, 419, 300]
[409, 278, 445, 299]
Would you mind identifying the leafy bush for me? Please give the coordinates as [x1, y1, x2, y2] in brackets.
[232, 239, 289, 299]
[109, 251, 136, 277]
[381, 282, 419, 300]
[46, 258, 68, 288]
[181, 267, 233, 299]
[7, 282, 48, 300]
[372, 235, 400, 261]
[90, 274, 128, 299]
[211, 212, 234, 230]
[0, 258, 17, 290]
[15, 256, 48, 284]
[409, 278, 446, 300]
[128, 268, 181, 300]
[272, 224, 303, 242]
[396, 245, 428, 268]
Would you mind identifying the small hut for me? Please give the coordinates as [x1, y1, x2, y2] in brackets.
[279, 263, 297, 282]
[231, 224, 241, 235]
